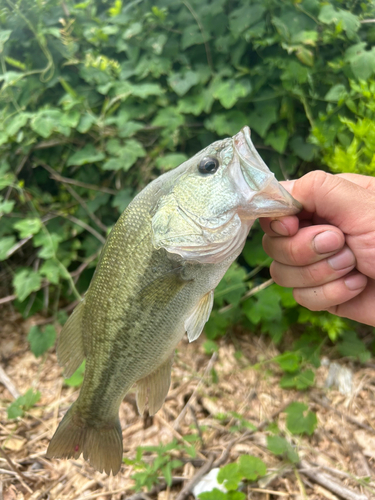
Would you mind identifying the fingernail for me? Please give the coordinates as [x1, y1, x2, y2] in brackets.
[327, 247, 355, 271]
[281, 180, 296, 193]
[270, 220, 289, 236]
[313, 231, 343, 254]
[345, 273, 367, 291]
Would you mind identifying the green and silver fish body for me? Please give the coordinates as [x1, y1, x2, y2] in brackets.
[46, 126, 302, 475]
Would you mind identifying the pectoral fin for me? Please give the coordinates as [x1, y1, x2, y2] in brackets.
[184, 291, 214, 343]
[57, 300, 85, 378]
[136, 355, 174, 416]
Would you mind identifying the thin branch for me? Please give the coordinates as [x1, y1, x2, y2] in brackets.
[174, 352, 217, 429]
[0, 364, 20, 398]
[299, 460, 368, 500]
[219, 278, 274, 313]
[62, 213, 106, 244]
[0, 294, 17, 305]
[175, 455, 215, 500]
[35, 161, 108, 233]
[311, 394, 375, 434]
[36, 161, 117, 194]
[181, 0, 213, 72]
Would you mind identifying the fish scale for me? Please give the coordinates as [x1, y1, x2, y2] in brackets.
[47, 126, 302, 475]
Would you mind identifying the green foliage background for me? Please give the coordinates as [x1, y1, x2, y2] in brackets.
[1, 0, 375, 370]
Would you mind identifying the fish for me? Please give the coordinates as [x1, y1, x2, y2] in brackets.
[46, 126, 302, 475]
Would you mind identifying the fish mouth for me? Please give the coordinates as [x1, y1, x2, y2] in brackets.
[233, 126, 302, 217]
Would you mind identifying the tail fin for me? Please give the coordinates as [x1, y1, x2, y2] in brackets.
[46, 405, 123, 475]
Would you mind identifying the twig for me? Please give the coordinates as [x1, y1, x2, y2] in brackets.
[126, 479, 183, 500]
[0, 295, 16, 306]
[181, 0, 213, 71]
[299, 461, 368, 500]
[174, 352, 217, 429]
[35, 160, 108, 233]
[0, 448, 33, 493]
[219, 279, 274, 313]
[63, 214, 106, 244]
[175, 454, 215, 500]
[213, 399, 292, 467]
[32, 473, 68, 500]
[0, 364, 20, 399]
[311, 394, 375, 434]
[36, 161, 117, 194]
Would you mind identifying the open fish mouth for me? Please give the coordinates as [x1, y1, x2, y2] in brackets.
[234, 126, 303, 217]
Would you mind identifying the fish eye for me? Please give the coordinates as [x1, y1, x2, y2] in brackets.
[198, 156, 220, 174]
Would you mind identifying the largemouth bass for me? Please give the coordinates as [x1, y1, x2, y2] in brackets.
[47, 126, 302, 475]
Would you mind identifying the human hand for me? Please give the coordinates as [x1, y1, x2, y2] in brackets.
[259, 171, 375, 327]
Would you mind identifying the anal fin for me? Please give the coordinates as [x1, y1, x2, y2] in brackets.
[57, 299, 85, 378]
[184, 291, 214, 343]
[136, 355, 174, 416]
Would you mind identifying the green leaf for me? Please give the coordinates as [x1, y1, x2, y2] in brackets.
[77, 113, 97, 133]
[168, 71, 200, 96]
[33, 232, 62, 259]
[39, 259, 61, 285]
[30, 109, 70, 138]
[212, 79, 252, 109]
[205, 111, 248, 137]
[248, 104, 277, 138]
[67, 145, 105, 166]
[217, 462, 242, 490]
[319, 5, 360, 38]
[344, 45, 375, 80]
[337, 330, 371, 363]
[155, 153, 188, 171]
[13, 218, 42, 238]
[274, 352, 301, 373]
[290, 136, 317, 161]
[112, 188, 133, 212]
[265, 128, 288, 153]
[238, 455, 267, 481]
[0, 236, 15, 261]
[214, 263, 247, 308]
[28, 324, 56, 357]
[13, 269, 42, 302]
[102, 140, 146, 171]
[203, 340, 219, 355]
[0, 29, 12, 52]
[152, 107, 185, 130]
[285, 402, 317, 436]
[325, 84, 348, 102]
[131, 83, 163, 99]
[229, 4, 265, 34]
[199, 489, 227, 500]
[7, 389, 41, 419]
[0, 198, 15, 215]
[243, 287, 282, 324]
[267, 435, 299, 463]
[280, 369, 315, 390]
[6, 112, 30, 136]
[65, 361, 85, 387]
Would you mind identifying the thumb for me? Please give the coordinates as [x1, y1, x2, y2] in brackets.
[281, 171, 375, 236]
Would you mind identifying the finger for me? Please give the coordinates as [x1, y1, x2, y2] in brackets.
[270, 246, 356, 287]
[279, 171, 375, 236]
[262, 225, 345, 266]
[328, 279, 375, 327]
[293, 272, 368, 312]
[259, 215, 299, 237]
[337, 173, 375, 191]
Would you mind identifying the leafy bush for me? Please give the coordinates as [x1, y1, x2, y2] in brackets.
[1, 0, 375, 359]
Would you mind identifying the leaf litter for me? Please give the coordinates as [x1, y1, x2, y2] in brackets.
[0, 310, 374, 500]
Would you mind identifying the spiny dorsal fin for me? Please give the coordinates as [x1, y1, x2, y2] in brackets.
[184, 290, 214, 343]
[57, 300, 85, 378]
[136, 355, 174, 416]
